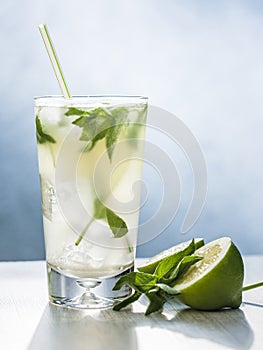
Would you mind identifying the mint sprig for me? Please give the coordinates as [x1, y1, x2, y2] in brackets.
[36, 116, 56, 144]
[65, 106, 130, 161]
[113, 239, 202, 315]
[93, 197, 128, 238]
[75, 196, 129, 245]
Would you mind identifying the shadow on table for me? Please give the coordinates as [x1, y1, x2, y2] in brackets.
[162, 306, 253, 350]
[27, 302, 253, 350]
[27, 304, 138, 350]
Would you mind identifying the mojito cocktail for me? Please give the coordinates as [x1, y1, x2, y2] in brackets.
[35, 96, 147, 308]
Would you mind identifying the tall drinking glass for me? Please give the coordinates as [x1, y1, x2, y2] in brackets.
[34, 96, 148, 309]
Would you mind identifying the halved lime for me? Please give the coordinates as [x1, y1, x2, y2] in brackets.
[138, 238, 204, 273]
[172, 237, 244, 310]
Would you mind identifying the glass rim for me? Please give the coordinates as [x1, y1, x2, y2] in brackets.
[34, 95, 148, 107]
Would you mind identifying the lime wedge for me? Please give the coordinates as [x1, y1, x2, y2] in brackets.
[138, 238, 204, 273]
[172, 237, 244, 310]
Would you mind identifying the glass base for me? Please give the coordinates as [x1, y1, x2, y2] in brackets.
[47, 263, 133, 309]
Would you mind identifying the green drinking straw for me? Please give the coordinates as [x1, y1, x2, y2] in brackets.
[38, 23, 71, 99]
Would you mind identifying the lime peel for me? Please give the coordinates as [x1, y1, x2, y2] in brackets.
[172, 237, 244, 310]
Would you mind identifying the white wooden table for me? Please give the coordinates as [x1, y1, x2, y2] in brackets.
[0, 257, 262, 350]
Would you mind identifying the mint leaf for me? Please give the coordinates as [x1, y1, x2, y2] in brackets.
[72, 112, 109, 142]
[163, 255, 203, 285]
[113, 272, 157, 293]
[145, 290, 166, 315]
[113, 291, 141, 311]
[36, 116, 56, 144]
[154, 239, 196, 279]
[74, 197, 129, 245]
[105, 107, 129, 161]
[67, 107, 111, 151]
[106, 124, 123, 161]
[106, 208, 128, 238]
[93, 197, 106, 220]
[144, 285, 180, 315]
[65, 107, 88, 116]
[83, 129, 108, 152]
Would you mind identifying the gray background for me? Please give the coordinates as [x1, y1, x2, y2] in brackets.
[1, 0, 263, 261]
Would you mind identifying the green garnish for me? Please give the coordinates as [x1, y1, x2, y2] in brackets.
[113, 240, 203, 315]
[75, 196, 129, 245]
[36, 116, 56, 144]
[65, 107, 130, 161]
[106, 207, 128, 238]
[93, 197, 107, 220]
[64, 107, 88, 117]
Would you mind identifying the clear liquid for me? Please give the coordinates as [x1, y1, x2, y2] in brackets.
[36, 101, 147, 282]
